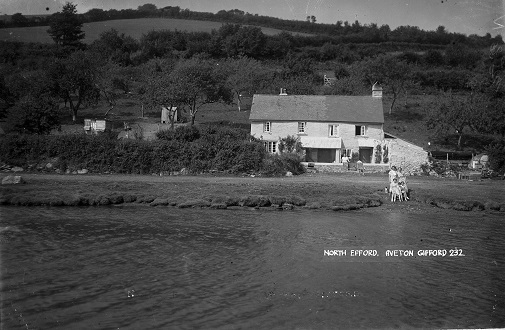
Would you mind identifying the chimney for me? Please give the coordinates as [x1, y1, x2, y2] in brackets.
[372, 82, 382, 98]
[279, 88, 287, 95]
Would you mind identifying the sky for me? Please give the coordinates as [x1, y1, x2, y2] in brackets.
[0, 0, 503, 37]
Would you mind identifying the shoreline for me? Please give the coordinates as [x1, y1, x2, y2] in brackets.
[1, 173, 503, 213]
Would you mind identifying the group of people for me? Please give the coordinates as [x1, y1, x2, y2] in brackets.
[388, 166, 409, 202]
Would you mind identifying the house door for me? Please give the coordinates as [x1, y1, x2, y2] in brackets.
[359, 147, 373, 163]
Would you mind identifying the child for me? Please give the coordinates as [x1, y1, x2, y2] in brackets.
[399, 181, 409, 201]
[390, 178, 402, 202]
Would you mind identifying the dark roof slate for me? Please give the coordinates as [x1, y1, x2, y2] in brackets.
[249, 94, 384, 124]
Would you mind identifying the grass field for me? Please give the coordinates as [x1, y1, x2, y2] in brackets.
[0, 18, 312, 43]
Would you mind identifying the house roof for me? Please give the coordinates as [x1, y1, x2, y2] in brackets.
[249, 94, 384, 123]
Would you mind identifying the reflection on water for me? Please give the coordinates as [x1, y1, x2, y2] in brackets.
[1, 206, 504, 329]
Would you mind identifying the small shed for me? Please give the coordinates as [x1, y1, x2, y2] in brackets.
[84, 119, 111, 134]
[471, 154, 489, 169]
[161, 106, 178, 124]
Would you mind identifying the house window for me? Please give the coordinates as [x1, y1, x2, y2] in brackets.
[355, 125, 366, 136]
[328, 124, 339, 137]
[264, 141, 277, 153]
[298, 122, 306, 133]
[264, 122, 271, 132]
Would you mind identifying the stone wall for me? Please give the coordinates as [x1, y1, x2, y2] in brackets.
[305, 163, 390, 173]
[384, 137, 429, 175]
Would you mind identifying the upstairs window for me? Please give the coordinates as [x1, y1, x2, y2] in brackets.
[328, 124, 339, 137]
[264, 141, 277, 153]
[264, 122, 271, 132]
[298, 122, 306, 133]
[355, 125, 366, 136]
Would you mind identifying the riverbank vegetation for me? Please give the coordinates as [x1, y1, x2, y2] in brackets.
[0, 174, 503, 213]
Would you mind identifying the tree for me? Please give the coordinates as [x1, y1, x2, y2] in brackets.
[467, 45, 505, 138]
[11, 13, 29, 27]
[137, 3, 157, 13]
[426, 91, 482, 148]
[89, 28, 139, 65]
[48, 51, 100, 122]
[171, 59, 232, 125]
[143, 68, 184, 130]
[223, 57, 267, 111]
[47, 2, 85, 48]
[5, 72, 60, 134]
[6, 95, 60, 134]
[93, 62, 127, 117]
[361, 54, 412, 114]
[222, 26, 266, 58]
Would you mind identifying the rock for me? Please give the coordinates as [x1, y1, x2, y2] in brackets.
[55, 169, 62, 174]
[11, 166, 24, 172]
[46, 163, 53, 169]
[282, 203, 294, 210]
[66, 169, 71, 174]
[285, 171, 293, 177]
[77, 169, 88, 174]
[2, 175, 25, 185]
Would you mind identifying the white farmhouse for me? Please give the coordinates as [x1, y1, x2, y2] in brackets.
[249, 85, 428, 174]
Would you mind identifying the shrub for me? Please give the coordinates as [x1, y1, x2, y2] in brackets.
[383, 146, 389, 164]
[374, 144, 382, 163]
[278, 135, 303, 154]
[0, 126, 267, 175]
[486, 141, 505, 174]
[156, 125, 201, 142]
[261, 153, 305, 176]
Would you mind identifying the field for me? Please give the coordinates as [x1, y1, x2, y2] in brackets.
[0, 18, 312, 43]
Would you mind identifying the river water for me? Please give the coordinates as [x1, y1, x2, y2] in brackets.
[1, 206, 504, 329]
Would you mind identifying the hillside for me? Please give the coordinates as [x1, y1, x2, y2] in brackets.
[0, 18, 312, 44]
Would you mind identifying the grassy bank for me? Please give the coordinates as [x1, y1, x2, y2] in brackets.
[1, 173, 503, 213]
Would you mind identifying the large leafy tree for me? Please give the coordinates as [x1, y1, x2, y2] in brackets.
[361, 54, 411, 114]
[171, 59, 232, 125]
[48, 50, 100, 122]
[47, 2, 85, 48]
[222, 26, 266, 58]
[143, 63, 184, 130]
[468, 45, 505, 138]
[223, 57, 268, 111]
[5, 71, 60, 134]
[426, 91, 484, 148]
[89, 29, 139, 65]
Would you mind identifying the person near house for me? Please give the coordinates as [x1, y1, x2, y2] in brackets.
[342, 154, 349, 170]
[397, 167, 404, 181]
[357, 159, 364, 175]
[388, 166, 398, 193]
